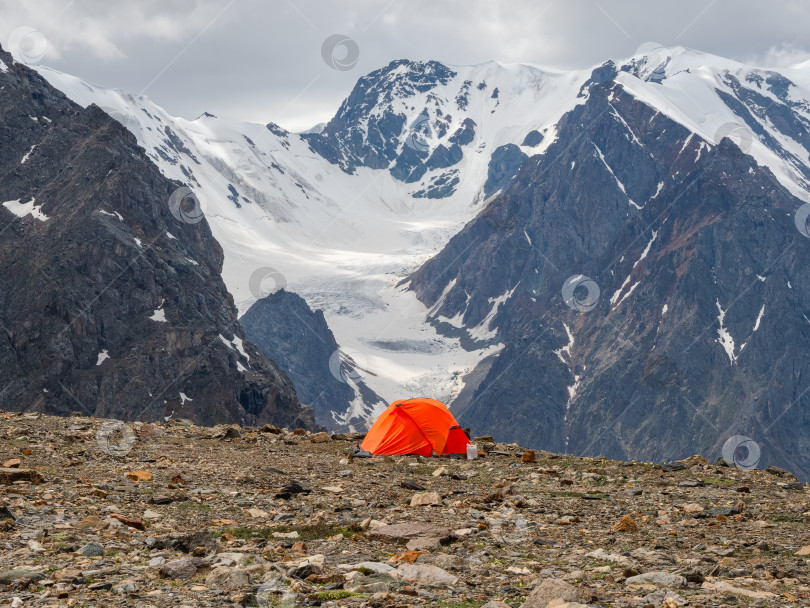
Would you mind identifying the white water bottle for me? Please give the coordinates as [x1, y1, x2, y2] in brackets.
[466, 443, 478, 460]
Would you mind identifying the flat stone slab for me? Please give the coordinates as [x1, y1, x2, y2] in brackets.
[368, 522, 452, 542]
[0, 468, 44, 485]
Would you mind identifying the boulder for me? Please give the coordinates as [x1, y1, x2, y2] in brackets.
[522, 578, 582, 608]
[626, 572, 687, 587]
[369, 522, 451, 543]
[394, 563, 458, 586]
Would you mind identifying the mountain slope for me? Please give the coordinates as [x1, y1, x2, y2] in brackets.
[408, 55, 810, 478]
[0, 46, 317, 429]
[240, 290, 387, 429]
[35, 59, 590, 425]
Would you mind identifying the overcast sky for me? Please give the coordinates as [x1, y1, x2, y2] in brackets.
[2, 0, 809, 131]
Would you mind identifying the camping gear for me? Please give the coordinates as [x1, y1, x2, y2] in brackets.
[466, 443, 478, 460]
[361, 398, 468, 456]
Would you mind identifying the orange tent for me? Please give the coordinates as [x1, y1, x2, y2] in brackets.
[361, 398, 469, 456]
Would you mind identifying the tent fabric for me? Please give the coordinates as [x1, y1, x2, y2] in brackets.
[361, 398, 468, 456]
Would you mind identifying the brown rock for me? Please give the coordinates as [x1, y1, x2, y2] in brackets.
[521, 450, 537, 463]
[310, 432, 331, 443]
[110, 513, 146, 531]
[796, 545, 810, 556]
[410, 491, 442, 507]
[0, 467, 43, 485]
[675, 454, 708, 468]
[76, 515, 107, 530]
[610, 515, 639, 532]
[369, 522, 452, 543]
[2, 459, 21, 468]
[392, 550, 424, 563]
[125, 470, 153, 482]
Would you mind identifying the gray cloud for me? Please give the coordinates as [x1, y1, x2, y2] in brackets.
[2, 0, 808, 131]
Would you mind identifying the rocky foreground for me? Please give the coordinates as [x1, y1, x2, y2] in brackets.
[0, 412, 809, 607]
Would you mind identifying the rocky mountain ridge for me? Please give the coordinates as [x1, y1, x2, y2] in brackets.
[0, 45, 317, 431]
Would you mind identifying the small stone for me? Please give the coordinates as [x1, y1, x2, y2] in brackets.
[626, 571, 687, 587]
[521, 450, 536, 463]
[143, 509, 162, 520]
[125, 470, 153, 482]
[110, 513, 146, 531]
[410, 491, 442, 507]
[392, 550, 423, 563]
[610, 515, 638, 532]
[2, 459, 21, 469]
[272, 531, 299, 539]
[395, 563, 458, 586]
[369, 522, 452, 543]
[795, 545, 810, 556]
[27, 540, 46, 553]
[310, 432, 331, 443]
[77, 542, 104, 557]
[76, 515, 106, 530]
[522, 578, 583, 608]
[406, 536, 441, 551]
[159, 557, 204, 580]
[682, 502, 703, 514]
[432, 466, 447, 477]
[322, 486, 344, 493]
[247, 508, 269, 518]
[205, 566, 251, 590]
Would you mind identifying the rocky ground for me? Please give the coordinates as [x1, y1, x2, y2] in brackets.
[0, 411, 808, 607]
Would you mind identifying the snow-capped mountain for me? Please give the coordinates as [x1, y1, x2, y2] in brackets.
[33, 47, 810, 478]
[35, 57, 594, 427]
[408, 50, 810, 478]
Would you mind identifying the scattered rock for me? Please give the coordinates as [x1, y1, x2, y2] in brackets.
[275, 481, 311, 499]
[523, 578, 582, 608]
[109, 513, 146, 531]
[0, 569, 43, 586]
[521, 450, 537, 463]
[701, 580, 777, 599]
[610, 515, 638, 532]
[625, 572, 687, 587]
[205, 566, 252, 590]
[406, 536, 442, 551]
[394, 563, 458, 586]
[2, 459, 21, 469]
[410, 490, 442, 506]
[160, 557, 206, 580]
[310, 431, 331, 443]
[125, 470, 153, 482]
[0, 468, 43, 485]
[370, 522, 452, 543]
[77, 542, 104, 557]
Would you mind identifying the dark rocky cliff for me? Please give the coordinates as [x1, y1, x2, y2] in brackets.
[241, 290, 387, 430]
[408, 63, 810, 478]
[0, 46, 317, 430]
